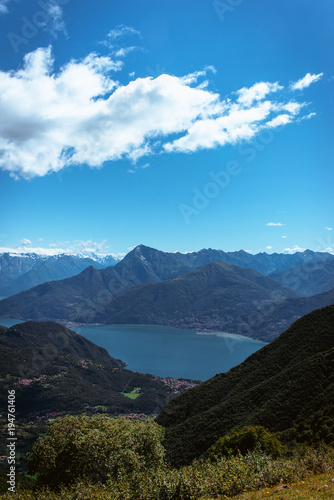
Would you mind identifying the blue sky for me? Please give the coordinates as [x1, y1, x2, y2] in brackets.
[0, 0, 333, 257]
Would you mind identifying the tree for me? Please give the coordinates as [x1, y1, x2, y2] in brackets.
[28, 414, 165, 489]
[209, 425, 287, 460]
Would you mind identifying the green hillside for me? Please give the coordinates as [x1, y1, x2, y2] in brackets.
[100, 260, 300, 336]
[0, 321, 177, 417]
[156, 305, 334, 466]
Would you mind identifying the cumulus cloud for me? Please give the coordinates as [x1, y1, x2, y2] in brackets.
[325, 227, 333, 231]
[283, 245, 307, 254]
[0, 46, 320, 178]
[321, 247, 334, 255]
[291, 72, 323, 90]
[266, 246, 272, 250]
[236, 82, 282, 107]
[60, 239, 110, 254]
[266, 114, 292, 128]
[266, 222, 284, 227]
[20, 238, 32, 246]
[45, 1, 67, 38]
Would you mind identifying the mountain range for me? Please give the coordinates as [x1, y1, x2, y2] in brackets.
[0, 245, 333, 341]
[98, 260, 300, 334]
[156, 304, 334, 466]
[0, 252, 120, 299]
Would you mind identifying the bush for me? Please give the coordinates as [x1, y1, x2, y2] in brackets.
[209, 425, 287, 460]
[27, 414, 165, 489]
[1, 444, 334, 499]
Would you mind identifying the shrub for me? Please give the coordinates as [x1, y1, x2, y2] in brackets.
[209, 425, 287, 460]
[27, 414, 165, 489]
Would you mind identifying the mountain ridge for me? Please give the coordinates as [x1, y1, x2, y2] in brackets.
[98, 259, 302, 339]
[0, 320, 185, 416]
[156, 305, 334, 466]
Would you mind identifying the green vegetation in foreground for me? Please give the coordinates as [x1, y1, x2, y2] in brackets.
[1, 422, 334, 499]
[213, 471, 334, 500]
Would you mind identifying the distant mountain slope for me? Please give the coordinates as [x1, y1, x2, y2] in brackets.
[0, 253, 120, 299]
[0, 245, 332, 325]
[0, 253, 47, 289]
[246, 287, 334, 341]
[156, 305, 334, 466]
[0, 255, 106, 298]
[189, 248, 334, 276]
[0, 265, 129, 323]
[0, 321, 177, 416]
[0, 245, 198, 322]
[268, 260, 334, 296]
[99, 260, 301, 335]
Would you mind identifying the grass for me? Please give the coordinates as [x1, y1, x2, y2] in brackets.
[122, 392, 141, 399]
[228, 470, 334, 499]
[122, 387, 142, 399]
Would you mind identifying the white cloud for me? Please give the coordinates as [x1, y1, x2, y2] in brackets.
[45, 1, 67, 37]
[282, 235, 287, 239]
[0, 46, 320, 178]
[101, 25, 141, 52]
[266, 222, 284, 227]
[0, 246, 64, 256]
[0, 239, 114, 257]
[0, 1, 66, 35]
[321, 247, 334, 255]
[127, 162, 150, 174]
[237, 82, 282, 107]
[283, 245, 307, 254]
[325, 227, 333, 231]
[20, 238, 32, 246]
[301, 112, 316, 121]
[266, 246, 272, 250]
[64, 239, 110, 254]
[283, 101, 303, 115]
[266, 114, 292, 128]
[114, 46, 138, 58]
[106, 25, 140, 40]
[291, 72, 323, 90]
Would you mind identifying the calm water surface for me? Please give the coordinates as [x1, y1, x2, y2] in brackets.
[0, 319, 267, 381]
[74, 324, 266, 381]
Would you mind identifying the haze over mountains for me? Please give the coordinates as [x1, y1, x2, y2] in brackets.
[0, 252, 120, 299]
[0, 245, 333, 341]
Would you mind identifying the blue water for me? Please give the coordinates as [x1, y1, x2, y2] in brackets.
[0, 319, 267, 381]
[0, 317, 25, 327]
[74, 324, 267, 381]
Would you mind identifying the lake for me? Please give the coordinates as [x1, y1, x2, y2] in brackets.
[0, 318, 267, 381]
